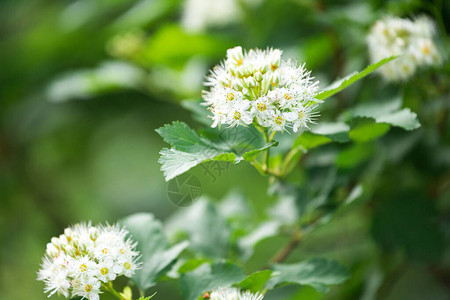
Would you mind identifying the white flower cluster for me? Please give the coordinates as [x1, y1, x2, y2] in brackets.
[37, 223, 140, 300]
[181, 0, 263, 33]
[210, 287, 264, 300]
[367, 16, 442, 81]
[203, 46, 321, 133]
[181, 0, 241, 33]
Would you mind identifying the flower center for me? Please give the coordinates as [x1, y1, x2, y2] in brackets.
[422, 45, 430, 54]
[124, 262, 131, 270]
[102, 248, 108, 254]
[298, 111, 305, 119]
[85, 284, 92, 293]
[284, 93, 292, 101]
[80, 264, 87, 272]
[226, 92, 235, 101]
[120, 249, 125, 254]
[257, 103, 266, 111]
[101, 267, 109, 275]
[275, 116, 283, 125]
[233, 111, 241, 120]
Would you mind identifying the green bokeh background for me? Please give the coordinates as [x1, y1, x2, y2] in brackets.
[1, 0, 449, 299]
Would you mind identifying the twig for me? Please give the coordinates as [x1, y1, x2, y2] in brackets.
[270, 229, 302, 265]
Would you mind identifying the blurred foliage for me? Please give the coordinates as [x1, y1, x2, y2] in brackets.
[0, 0, 449, 299]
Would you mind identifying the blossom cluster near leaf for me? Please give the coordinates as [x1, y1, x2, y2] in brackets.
[367, 15, 442, 81]
[203, 46, 321, 132]
[25, 0, 449, 297]
[37, 223, 140, 300]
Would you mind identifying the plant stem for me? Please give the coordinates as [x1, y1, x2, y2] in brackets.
[271, 229, 302, 264]
[263, 131, 276, 174]
[103, 282, 124, 300]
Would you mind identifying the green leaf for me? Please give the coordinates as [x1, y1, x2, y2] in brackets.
[267, 258, 349, 292]
[120, 213, 188, 291]
[346, 97, 420, 130]
[47, 61, 145, 103]
[336, 143, 373, 168]
[294, 132, 332, 150]
[138, 292, 157, 300]
[179, 262, 246, 300]
[238, 270, 273, 293]
[158, 148, 224, 181]
[311, 122, 350, 143]
[157, 122, 278, 181]
[112, 0, 178, 30]
[242, 141, 279, 161]
[238, 221, 281, 261]
[142, 24, 232, 68]
[375, 108, 420, 130]
[316, 56, 397, 100]
[156, 121, 214, 152]
[349, 121, 390, 142]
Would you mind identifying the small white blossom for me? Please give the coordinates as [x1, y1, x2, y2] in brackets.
[72, 277, 102, 300]
[203, 46, 321, 133]
[181, 0, 263, 33]
[181, 0, 242, 33]
[37, 222, 140, 300]
[367, 15, 442, 81]
[210, 287, 264, 300]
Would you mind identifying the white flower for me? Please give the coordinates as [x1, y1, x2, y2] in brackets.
[203, 46, 321, 133]
[72, 277, 102, 300]
[181, 0, 242, 33]
[210, 287, 264, 300]
[181, 0, 264, 33]
[285, 103, 319, 132]
[37, 258, 71, 298]
[37, 222, 140, 299]
[367, 15, 442, 81]
[97, 258, 117, 282]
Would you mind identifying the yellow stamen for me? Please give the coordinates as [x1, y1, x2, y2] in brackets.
[275, 116, 283, 125]
[298, 111, 305, 119]
[257, 103, 266, 111]
[80, 264, 87, 272]
[233, 111, 241, 120]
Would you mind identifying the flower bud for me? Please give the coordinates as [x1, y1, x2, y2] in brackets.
[89, 227, 98, 241]
[46, 243, 59, 257]
[227, 65, 237, 76]
[260, 64, 269, 74]
[51, 237, 60, 247]
[254, 71, 263, 82]
[270, 49, 282, 69]
[244, 76, 257, 88]
[232, 79, 244, 91]
[227, 46, 243, 65]
[236, 67, 246, 78]
[66, 245, 76, 257]
[64, 228, 73, 238]
[271, 72, 280, 85]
